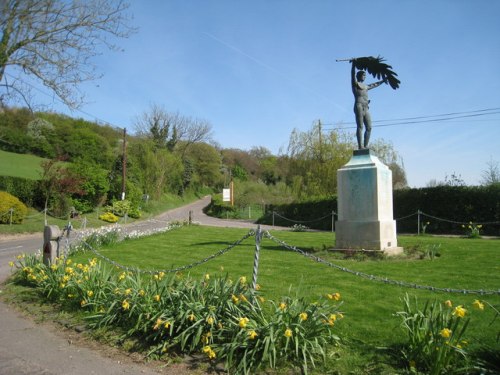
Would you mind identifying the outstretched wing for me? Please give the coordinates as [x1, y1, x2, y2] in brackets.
[353, 56, 400, 90]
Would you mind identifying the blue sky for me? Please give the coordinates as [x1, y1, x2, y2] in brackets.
[29, 0, 500, 187]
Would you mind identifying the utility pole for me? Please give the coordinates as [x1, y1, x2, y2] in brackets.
[318, 119, 323, 163]
[121, 128, 127, 200]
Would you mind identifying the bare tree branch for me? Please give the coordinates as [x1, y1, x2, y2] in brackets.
[0, 0, 136, 109]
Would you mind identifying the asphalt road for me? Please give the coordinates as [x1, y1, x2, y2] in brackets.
[0, 196, 277, 374]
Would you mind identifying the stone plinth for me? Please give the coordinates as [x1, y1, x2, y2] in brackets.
[335, 149, 402, 254]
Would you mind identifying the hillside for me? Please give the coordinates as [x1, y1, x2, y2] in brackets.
[0, 149, 44, 180]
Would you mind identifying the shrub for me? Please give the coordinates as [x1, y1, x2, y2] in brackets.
[98, 212, 119, 223]
[0, 191, 28, 224]
[104, 199, 141, 218]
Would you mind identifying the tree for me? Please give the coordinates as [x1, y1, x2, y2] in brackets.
[39, 157, 85, 217]
[369, 139, 408, 189]
[133, 104, 181, 150]
[134, 105, 212, 154]
[481, 158, 500, 186]
[0, 0, 135, 110]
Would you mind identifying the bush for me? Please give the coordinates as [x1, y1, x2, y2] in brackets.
[104, 199, 141, 218]
[0, 176, 40, 207]
[98, 212, 119, 223]
[0, 191, 28, 224]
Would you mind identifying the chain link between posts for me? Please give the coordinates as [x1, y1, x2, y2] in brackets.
[262, 231, 500, 296]
[79, 229, 255, 275]
[56, 223, 499, 296]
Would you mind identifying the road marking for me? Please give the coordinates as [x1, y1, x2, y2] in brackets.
[0, 245, 23, 251]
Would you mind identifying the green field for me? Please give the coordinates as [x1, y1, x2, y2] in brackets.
[70, 226, 500, 373]
[0, 149, 45, 180]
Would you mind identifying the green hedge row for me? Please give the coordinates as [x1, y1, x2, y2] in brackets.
[394, 185, 500, 236]
[258, 197, 337, 231]
[0, 176, 42, 207]
[257, 185, 500, 236]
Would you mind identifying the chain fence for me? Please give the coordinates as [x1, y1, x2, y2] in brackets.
[262, 230, 500, 296]
[54, 222, 500, 296]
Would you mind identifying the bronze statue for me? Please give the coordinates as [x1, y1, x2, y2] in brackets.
[338, 56, 400, 150]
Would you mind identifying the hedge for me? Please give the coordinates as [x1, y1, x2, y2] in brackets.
[257, 185, 500, 236]
[0, 176, 41, 207]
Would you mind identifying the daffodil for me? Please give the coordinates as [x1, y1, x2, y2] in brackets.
[444, 300, 452, 308]
[153, 318, 163, 330]
[239, 317, 249, 328]
[279, 302, 287, 310]
[440, 328, 452, 338]
[164, 321, 171, 329]
[122, 299, 130, 310]
[472, 299, 484, 310]
[188, 313, 196, 322]
[248, 330, 258, 340]
[284, 328, 293, 338]
[124, 288, 132, 296]
[231, 294, 240, 304]
[206, 316, 214, 325]
[8, 261, 14, 267]
[239, 276, 247, 285]
[204, 273, 210, 281]
[327, 292, 341, 301]
[453, 305, 467, 318]
[138, 289, 145, 297]
[299, 312, 308, 321]
[154, 294, 161, 302]
[86, 290, 94, 297]
[202, 346, 216, 359]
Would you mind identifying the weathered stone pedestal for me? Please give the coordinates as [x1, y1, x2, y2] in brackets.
[335, 149, 403, 255]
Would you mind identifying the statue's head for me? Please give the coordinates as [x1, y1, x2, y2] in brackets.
[356, 70, 366, 81]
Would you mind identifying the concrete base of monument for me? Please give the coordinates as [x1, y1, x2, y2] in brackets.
[334, 149, 403, 257]
[329, 246, 404, 256]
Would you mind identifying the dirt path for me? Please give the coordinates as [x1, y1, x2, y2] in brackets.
[0, 196, 280, 375]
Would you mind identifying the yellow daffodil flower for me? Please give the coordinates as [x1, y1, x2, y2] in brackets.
[444, 300, 452, 308]
[453, 305, 467, 318]
[440, 328, 452, 338]
[231, 294, 240, 304]
[472, 300, 484, 310]
[122, 299, 130, 310]
[284, 328, 293, 338]
[248, 330, 258, 340]
[239, 317, 249, 328]
[153, 318, 163, 330]
[299, 312, 308, 321]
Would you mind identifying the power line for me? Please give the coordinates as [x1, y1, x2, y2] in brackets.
[322, 107, 500, 130]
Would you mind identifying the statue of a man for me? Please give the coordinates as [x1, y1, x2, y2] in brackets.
[351, 62, 386, 149]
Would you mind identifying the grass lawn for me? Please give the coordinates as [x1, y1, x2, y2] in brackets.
[70, 226, 500, 373]
[0, 149, 45, 180]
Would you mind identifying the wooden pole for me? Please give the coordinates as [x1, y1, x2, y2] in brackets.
[121, 128, 127, 200]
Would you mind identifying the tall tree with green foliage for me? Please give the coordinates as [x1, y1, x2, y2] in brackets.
[0, 0, 135, 109]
